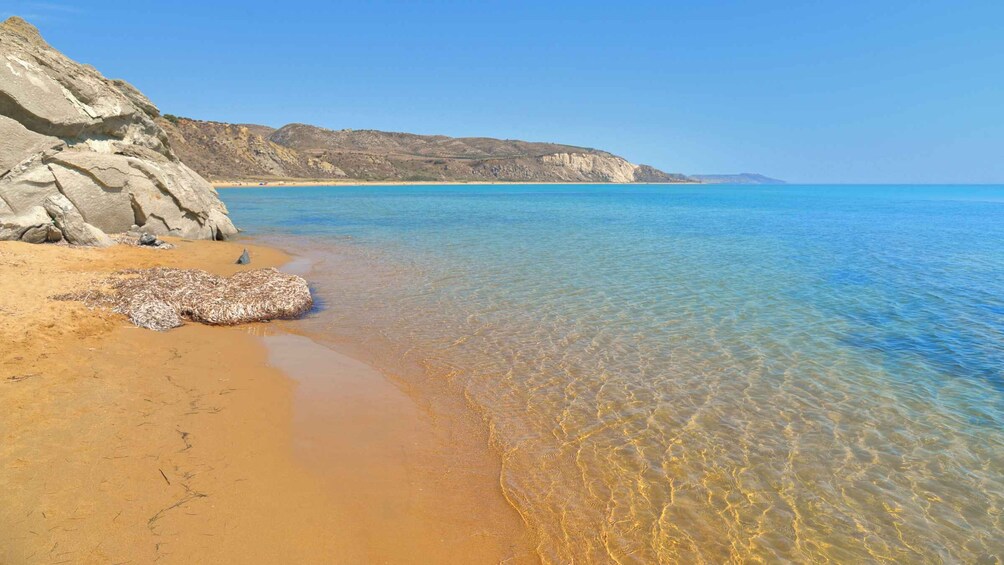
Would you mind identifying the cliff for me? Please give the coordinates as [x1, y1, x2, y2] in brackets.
[0, 17, 236, 244]
[160, 118, 694, 184]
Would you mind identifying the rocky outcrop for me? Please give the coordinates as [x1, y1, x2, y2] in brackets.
[0, 16, 237, 243]
[161, 117, 696, 184]
[538, 152, 638, 183]
[0, 205, 60, 243]
[43, 193, 113, 246]
[633, 164, 693, 183]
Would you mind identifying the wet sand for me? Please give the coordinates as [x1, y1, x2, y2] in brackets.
[265, 333, 534, 562]
[0, 239, 535, 563]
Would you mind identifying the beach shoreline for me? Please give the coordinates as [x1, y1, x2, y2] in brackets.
[0, 238, 535, 563]
[212, 179, 702, 188]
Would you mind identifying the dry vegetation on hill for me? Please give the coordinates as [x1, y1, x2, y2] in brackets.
[159, 117, 694, 184]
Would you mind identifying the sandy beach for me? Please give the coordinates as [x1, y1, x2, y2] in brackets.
[0, 239, 534, 564]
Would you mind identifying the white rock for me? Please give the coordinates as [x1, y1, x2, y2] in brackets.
[43, 193, 113, 247]
[0, 16, 237, 241]
[0, 205, 56, 243]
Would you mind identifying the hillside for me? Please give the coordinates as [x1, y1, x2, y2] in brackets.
[159, 117, 694, 184]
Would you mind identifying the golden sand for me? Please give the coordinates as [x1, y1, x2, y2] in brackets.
[0, 239, 535, 563]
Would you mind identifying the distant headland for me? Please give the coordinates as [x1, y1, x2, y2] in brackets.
[688, 173, 786, 184]
[159, 116, 700, 185]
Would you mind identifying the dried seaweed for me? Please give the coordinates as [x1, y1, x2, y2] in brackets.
[55, 267, 312, 331]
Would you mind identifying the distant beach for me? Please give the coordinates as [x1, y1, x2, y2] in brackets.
[212, 179, 702, 188]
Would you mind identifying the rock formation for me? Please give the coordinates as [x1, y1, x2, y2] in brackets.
[0, 205, 60, 243]
[0, 16, 237, 244]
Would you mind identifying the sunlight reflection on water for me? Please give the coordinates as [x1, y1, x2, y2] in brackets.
[224, 184, 1004, 563]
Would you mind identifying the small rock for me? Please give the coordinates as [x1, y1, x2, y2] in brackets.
[138, 233, 159, 246]
[19, 224, 50, 244]
[46, 225, 62, 242]
[236, 249, 250, 265]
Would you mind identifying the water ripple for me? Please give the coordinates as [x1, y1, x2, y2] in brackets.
[224, 184, 1004, 563]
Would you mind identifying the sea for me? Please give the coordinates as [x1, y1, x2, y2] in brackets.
[220, 184, 1004, 563]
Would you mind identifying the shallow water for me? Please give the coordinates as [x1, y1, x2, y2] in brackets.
[222, 184, 1004, 563]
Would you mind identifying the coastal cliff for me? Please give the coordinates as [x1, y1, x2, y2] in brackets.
[160, 118, 694, 184]
[0, 17, 236, 243]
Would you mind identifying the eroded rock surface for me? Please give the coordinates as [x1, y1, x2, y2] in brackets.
[0, 205, 59, 243]
[43, 193, 113, 247]
[0, 16, 237, 242]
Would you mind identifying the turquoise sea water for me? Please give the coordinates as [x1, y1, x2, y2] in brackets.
[221, 184, 1004, 563]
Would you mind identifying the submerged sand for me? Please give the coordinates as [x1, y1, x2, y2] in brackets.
[0, 239, 534, 563]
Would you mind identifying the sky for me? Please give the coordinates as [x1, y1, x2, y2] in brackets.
[5, 0, 1003, 183]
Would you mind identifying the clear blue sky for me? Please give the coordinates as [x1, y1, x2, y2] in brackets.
[6, 1, 1003, 183]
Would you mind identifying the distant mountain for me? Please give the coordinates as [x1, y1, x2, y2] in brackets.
[689, 173, 785, 184]
[160, 117, 694, 184]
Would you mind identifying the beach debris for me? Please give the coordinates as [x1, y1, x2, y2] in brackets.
[6, 373, 37, 383]
[55, 267, 312, 331]
[236, 249, 251, 265]
[129, 300, 183, 331]
[110, 232, 175, 249]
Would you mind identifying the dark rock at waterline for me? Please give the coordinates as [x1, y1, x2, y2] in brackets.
[236, 249, 250, 265]
[138, 233, 160, 246]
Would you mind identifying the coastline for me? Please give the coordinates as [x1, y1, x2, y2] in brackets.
[0, 239, 535, 563]
[212, 179, 702, 188]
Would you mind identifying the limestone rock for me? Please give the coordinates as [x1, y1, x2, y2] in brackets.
[0, 205, 58, 242]
[20, 223, 54, 243]
[0, 115, 62, 176]
[0, 156, 62, 212]
[43, 193, 113, 247]
[538, 152, 639, 183]
[46, 154, 136, 233]
[0, 16, 237, 241]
